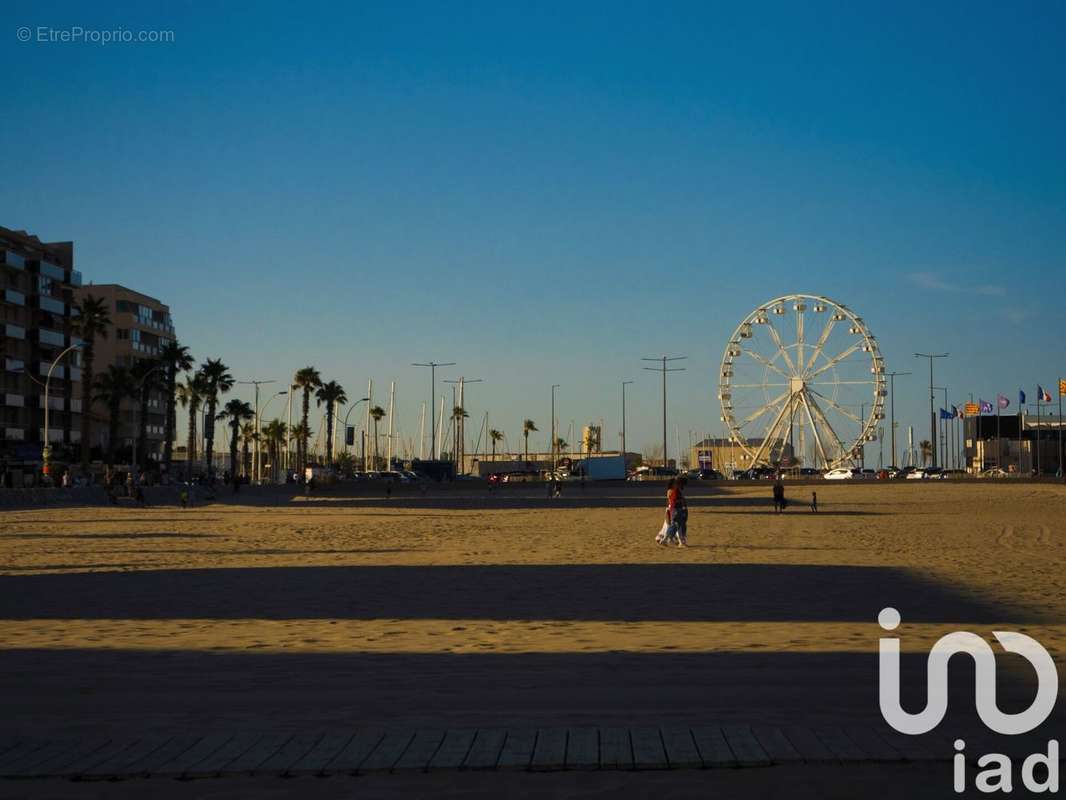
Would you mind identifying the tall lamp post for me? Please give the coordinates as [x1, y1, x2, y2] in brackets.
[41, 342, 84, 479]
[886, 371, 911, 468]
[412, 361, 455, 461]
[914, 353, 949, 469]
[256, 389, 288, 482]
[551, 384, 560, 472]
[621, 380, 634, 466]
[342, 397, 370, 456]
[132, 364, 165, 471]
[444, 377, 482, 476]
[237, 379, 276, 483]
[642, 355, 687, 468]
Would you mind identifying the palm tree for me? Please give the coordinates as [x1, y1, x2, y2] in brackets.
[919, 439, 934, 467]
[522, 419, 538, 459]
[489, 429, 503, 461]
[554, 437, 568, 452]
[130, 358, 165, 471]
[289, 420, 310, 473]
[369, 405, 386, 469]
[451, 406, 470, 471]
[219, 398, 253, 480]
[159, 341, 193, 472]
[71, 294, 111, 472]
[176, 372, 207, 476]
[293, 367, 322, 472]
[199, 358, 234, 476]
[92, 365, 132, 467]
[262, 419, 287, 482]
[240, 422, 258, 478]
[316, 381, 347, 468]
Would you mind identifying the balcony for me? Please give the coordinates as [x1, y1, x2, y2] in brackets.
[3, 393, 24, 407]
[4, 358, 25, 372]
[3, 427, 25, 441]
[3, 323, 25, 340]
[38, 295, 65, 315]
[40, 362, 65, 380]
[39, 394, 65, 411]
[38, 328, 65, 347]
[39, 261, 65, 281]
[1, 251, 26, 270]
[3, 289, 26, 306]
[37, 428, 64, 443]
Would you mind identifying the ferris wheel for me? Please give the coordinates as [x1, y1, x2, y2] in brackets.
[719, 294, 886, 470]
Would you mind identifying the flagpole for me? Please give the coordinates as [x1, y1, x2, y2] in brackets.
[1037, 393, 1042, 477]
[1019, 399, 1024, 477]
[1053, 386, 1061, 486]
[996, 401, 1000, 471]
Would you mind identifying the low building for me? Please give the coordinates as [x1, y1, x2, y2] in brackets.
[964, 413, 1065, 475]
[690, 437, 794, 474]
[1, 226, 85, 470]
[73, 284, 176, 466]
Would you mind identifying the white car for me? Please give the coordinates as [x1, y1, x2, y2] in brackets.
[905, 469, 928, 480]
[823, 468, 854, 480]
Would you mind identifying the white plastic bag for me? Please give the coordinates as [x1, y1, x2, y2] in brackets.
[655, 521, 674, 543]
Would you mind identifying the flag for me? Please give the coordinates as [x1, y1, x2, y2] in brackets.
[939, 408, 953, 420]
[1038, 385, 1052, 403]
[1060, 378, 1066, 396]
[953, 405, 963, 419]
[979, 400, 993, 414]
[1019, 389, 1026, 406]
[997, 394, 1010, 410]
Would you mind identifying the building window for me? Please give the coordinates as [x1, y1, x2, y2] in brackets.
[116, 328, 130, 340]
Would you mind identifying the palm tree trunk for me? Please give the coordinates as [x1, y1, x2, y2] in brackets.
[186, 406, 197, 474]
[80, 344, 94, 472]
[326, 408, 334, 467]
[163, 367, 176, 470]
[205, 400, 217, 475]
[107, 400, 120, 467]
[301, 389, 311, 472]
[229, 426, 239, 479]
[136, 386, 150, 471]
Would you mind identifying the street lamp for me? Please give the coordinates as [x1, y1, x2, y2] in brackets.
[342, 397, 371, 457]
[642, 355, 687, 468]
[41, 342, 83, 478]
[412, 361, 455, 461]
[885, 371, 911, 468]
[237, 379, 276, 483]
[551, 384, 560, 471]
[621, 380, 634, 463]
[132, 363, 165, 471]
[256, 389, 288, 482]
[914, 353, 949, 469]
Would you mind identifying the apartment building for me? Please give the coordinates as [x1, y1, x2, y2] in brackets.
[0, 226, 85, 464]
[74, 284, 175, 463]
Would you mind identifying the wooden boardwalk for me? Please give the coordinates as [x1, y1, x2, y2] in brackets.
[0, 723, 1028, 782]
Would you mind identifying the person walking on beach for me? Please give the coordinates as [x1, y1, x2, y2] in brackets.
[772, 475, 786, 512]
[672, 474, 689, 546]
[657, 478, 683, 546]
[810, 491, 818, 513]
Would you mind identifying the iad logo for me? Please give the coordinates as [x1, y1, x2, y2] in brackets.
[878, 607, 1060, 793]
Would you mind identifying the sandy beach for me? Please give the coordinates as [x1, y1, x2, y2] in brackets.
[1, 481, 1064, 793]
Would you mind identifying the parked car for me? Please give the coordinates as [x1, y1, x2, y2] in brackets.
[823, 468, 855, 480]
[695, 469, 724, 480]
[858, 469, 877, 479]
[980, 467, 1009, 478]
[905, 469, 928, 480]
[799, 468, 821, 477]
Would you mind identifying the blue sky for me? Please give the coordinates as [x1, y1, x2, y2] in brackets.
[3, 1, 1064, 460]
